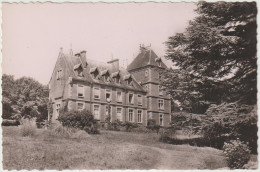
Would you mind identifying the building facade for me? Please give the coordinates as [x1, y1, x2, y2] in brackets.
[48, 45, 171, 126]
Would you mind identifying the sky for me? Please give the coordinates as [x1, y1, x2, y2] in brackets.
[2, 2, 197, 85]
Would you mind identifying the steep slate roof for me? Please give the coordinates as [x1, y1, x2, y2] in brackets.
[62, 53, 145, 92]
[127, 49, 167, 71]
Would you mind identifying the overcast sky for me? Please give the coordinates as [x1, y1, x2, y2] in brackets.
[2, 2, 197, 84]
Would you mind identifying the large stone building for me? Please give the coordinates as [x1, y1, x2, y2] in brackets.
[48, 45, 171, 126]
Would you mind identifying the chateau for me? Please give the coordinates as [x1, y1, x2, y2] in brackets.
[48, 45, 171, 126]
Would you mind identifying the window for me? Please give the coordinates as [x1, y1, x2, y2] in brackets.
[116, 107, 122, 121]
[158, 99, 164, 110]
[115, 77, 120, 84]
[77, 85, 84, 98]
[117, 91, 122, 102]
[159, 114, 163, 126]
[138, 95, 142, 105]
[129, 109, 134, 122]
[137, 110, 142, 123]
[56, 69, 62, 80]
[105, 105, 112, 117]
[145, 85, 149, 91]
[104, 74, 110, 82]
[129, 93, 134, 104]
[93, 87, 100, 99]
[56, 103, 61, 114]
[93, 104, 100, 119]
[127, 78, 133, 86]
[145, 69, 149, 77]
[77, 102, 84, 111]
[159, 85, 163, 96]
[106, 89, 111, 102]
[158, 61, 162, 67]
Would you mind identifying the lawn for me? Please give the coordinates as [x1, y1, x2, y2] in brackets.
[2, 126, 228, 170]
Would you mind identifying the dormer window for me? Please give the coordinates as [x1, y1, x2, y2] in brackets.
[74, 64, 84, 77]
[101, 69, 110, 82]
[56, 69, 63, 80]
[111, 71, 121, 84]
[90, 67, 99, 80]
[155, 57, 162, 67]
[124, 74, 133, 86]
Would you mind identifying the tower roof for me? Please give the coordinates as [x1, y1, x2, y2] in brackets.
[127, 47, 167, 71]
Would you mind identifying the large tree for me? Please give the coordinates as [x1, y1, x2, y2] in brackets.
[2, 74, 49, 122]
[164, 1, 257, 111]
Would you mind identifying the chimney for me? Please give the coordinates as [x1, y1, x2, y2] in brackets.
[107, 59, 119, 71]
[79, 50, 87, 68]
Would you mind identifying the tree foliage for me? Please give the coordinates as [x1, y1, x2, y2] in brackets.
[164, 1, 257, 111]
[2, 74, 49, 124]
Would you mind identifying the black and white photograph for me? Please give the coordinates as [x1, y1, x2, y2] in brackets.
[1, 0, 258, 170]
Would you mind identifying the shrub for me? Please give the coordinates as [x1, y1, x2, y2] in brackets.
[51, 124, 77, 138]
[2, 119, 20, 126]
[107, 119, 122, 131]
[57, 109, 100, 134]
[223, 139, 251, 169]
[146, 119, 161, 133]
[123, 122, 138, 132]
[202, 122, 230, 149]
[19, 118, 37, 137]
[159, 127, 176, 142]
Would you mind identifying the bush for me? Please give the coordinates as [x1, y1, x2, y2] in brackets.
[2, 119, 20, 126]
[202, 122, 230, 148]
[57, 109, 100, 134]
[19, 118, 37, 137]
[223, 139, 251, 169]
[51, 124, 77, 138]
[123, 122, 138, 132]
[146, 119, 161, 133]
[159, 127, 176, 142]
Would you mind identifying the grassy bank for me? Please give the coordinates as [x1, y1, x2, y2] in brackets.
[2, 126, 227, 170]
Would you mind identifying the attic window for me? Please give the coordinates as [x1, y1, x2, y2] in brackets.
[124, 74, 133, 86]
[155, 57, 162, 67]
[111, 71, 121, 84]
[74, 64, 84, 77]
[101, 69, 110, 82]
[56, 69, 63, 80]
[90, 67, 99, 79]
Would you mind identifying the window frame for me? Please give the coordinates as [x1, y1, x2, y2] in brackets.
[159, 85, 163, 96]
[158, 99, 164, 110]
[106, 89, 111, 102]
[77, 102, 85, 111]
[128, 108, 134, 122]
[137, 94, 142, 106]
[77, 84, 85, 98]
[93, 104, 100, 120]
[93, 87, 101, 100]
[137, 110, 142, 123]
[129, 93, 134, 104]
[145, 69, 149, 77]
[116, 107, 123, 121]
[116, 91, 122, 102]
[159, 113, 163, 126]
[56, 69, 63, 80]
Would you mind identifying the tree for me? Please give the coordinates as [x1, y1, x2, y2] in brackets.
[165, 2, 257, 107]
[2, 74, 49, 123]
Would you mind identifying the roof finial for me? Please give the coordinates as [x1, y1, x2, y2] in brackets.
[69, 43, 73, 56]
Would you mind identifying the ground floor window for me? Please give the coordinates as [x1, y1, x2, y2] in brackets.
[129, 109, 134, 122]
[116, 107, 122, 121]
[137, 110, 142, 123]
[93, 104, 100, 119]
[77, 102, 84, 111]
[159, 114, 163, 126]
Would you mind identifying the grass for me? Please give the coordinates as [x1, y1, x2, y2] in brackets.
[2, 126, 228, 170]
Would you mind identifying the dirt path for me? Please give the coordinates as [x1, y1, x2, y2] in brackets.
[137, 144, 227, 170]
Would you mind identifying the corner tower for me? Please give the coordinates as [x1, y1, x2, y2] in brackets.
[127, 45, 171, 126]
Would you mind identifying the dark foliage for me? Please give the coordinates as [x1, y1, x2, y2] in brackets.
[146, 119, 161, 134]
[57, 109, 100, 134]
[2, 119, 20, 126]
